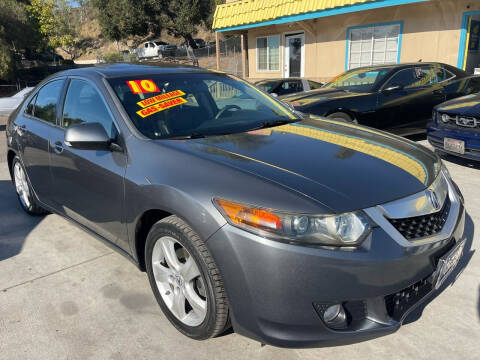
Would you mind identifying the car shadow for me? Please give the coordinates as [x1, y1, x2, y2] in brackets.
[0, 179, 44, 261]
[403, 212, 476, 324]
[478, 286, 480, 320]
[437, 152, 480, 170]
[406, 133, 427, 142]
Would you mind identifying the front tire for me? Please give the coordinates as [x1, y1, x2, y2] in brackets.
[145, 216, 229, 339]
[12, 156, 47, 216]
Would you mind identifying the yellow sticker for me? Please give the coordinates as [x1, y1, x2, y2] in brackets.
[137, 90, 186, 108]
[136, 97, 187, 118]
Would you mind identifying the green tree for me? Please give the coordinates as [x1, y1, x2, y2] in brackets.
[93, 0, 219, 49]
[0, 0, 45, 80]
[27, 0, 79, 59]
[93, 0, 156, 48]
[148, 0, 218, 48]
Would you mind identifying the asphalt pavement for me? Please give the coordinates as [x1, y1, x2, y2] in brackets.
[0, 120, 479, 359]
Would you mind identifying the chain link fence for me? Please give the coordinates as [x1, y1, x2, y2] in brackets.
[98, 35, 244, 78]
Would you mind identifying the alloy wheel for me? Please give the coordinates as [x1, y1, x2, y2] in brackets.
[152, 236, 207, 327]
[14, 162, 31, 209]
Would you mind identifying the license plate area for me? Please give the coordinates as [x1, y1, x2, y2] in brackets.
[444, 137, 465, 154]
[432, 240, 465, 289]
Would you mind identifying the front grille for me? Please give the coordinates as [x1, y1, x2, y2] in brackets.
[385, 277, 433, 321]
[388, 197, 451, 240]
[438, 113, 480, 129]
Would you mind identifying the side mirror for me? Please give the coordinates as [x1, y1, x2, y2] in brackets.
[382, 84, 404, 93]
[64, 122, 111, 150]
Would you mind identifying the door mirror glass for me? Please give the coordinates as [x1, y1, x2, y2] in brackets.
[64, 122, 111, 150]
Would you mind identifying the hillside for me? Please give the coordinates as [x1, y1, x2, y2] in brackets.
[57, 18, 216, 61]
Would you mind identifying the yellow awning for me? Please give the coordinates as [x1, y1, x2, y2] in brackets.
[213, 0, 428, 31]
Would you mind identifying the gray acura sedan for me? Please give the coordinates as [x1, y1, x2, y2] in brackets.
[6, 64, 466, 347]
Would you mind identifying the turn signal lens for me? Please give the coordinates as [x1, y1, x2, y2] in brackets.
[215, 199, 282, 231]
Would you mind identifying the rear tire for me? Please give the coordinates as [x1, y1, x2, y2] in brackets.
[11, 156, 48, 216]
[327, 112, 357, 124]
[145, 215, 229, 340]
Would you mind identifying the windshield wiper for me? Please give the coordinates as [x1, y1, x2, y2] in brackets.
[164, 133, 206, 140]
[254, 119, 300, 130]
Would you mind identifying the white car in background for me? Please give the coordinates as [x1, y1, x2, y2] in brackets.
[0, 87, 33, 116]
[134, 41, 177, 59]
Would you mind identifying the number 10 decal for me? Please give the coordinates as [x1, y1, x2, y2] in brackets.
[126, 79, 160, 94]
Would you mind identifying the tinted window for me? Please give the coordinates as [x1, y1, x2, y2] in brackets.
[323, 68, 391, 92]
[308, 80, 322, 90]
[62, 80, 116, 138]
[25, 94, 37, 116]
[255, 80, 280, 92]
[436, 67, 456, 82]
[386, 66, 439, 89]
[34, 80, 64, 124]
[276, 80, 303, 95]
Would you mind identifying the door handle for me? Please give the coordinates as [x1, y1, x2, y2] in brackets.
[53, 141, 64, 154]
[433, 89, 444, 95]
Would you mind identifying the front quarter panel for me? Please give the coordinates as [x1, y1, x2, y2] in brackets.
[123, 136, 330, 261]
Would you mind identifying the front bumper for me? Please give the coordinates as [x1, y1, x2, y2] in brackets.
[206, 176, 466, 348]
[427, 122, 480, 160]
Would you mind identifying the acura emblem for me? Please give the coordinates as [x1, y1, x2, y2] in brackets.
[427, 190, 440, 210]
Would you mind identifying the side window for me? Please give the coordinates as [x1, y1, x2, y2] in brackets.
[62, 79, 116, 138]
[436, 67, 456, 82]
[385, 67, 438, 90]
[308, 80, 322, 90]
[25, 94, 37, 116]
[34, 80, 64, 124]
[277, 80, 302, 95]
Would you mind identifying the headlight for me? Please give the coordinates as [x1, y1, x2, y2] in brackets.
[440, 113, 450, 123]
[214, 199, 372, 247]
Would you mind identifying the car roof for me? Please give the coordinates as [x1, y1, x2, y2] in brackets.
[255, 78, 303, 83]
[345, 62, 451, 72]
[51, 63, 213, 79]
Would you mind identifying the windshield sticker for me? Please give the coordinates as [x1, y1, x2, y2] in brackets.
[127, 79, 160, 94]
[137, 90, 186, 108]
[136, 97, 187, 118]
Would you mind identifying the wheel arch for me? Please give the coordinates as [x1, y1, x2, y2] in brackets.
[7, 149, 17, 180]
[325, 108, 358, 122]
[134, 208, 173, 271]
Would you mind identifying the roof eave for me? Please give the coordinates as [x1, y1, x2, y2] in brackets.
[213, 0, 429, 32]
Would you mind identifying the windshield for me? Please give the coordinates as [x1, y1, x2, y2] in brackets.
[323, 68, 391, 93]
[108, 73, 299, 139]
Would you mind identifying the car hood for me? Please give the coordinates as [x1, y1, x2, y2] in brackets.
[185, 118, 439, 213]
[436, 93, 480, 116]
[279, 88, 365, 107]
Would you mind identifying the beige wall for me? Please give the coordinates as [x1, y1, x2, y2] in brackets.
[242, 0, 479, 82]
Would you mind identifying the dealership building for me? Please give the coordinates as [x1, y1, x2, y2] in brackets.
[212, 0, 480, 82]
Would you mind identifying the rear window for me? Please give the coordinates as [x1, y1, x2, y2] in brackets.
[108, 73, 297, 139]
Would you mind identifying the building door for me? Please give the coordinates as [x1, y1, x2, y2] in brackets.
[284, 33, 304, 78]
[459, 12, 480, 74]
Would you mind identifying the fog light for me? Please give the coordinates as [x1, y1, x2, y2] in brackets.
[323, 304, 348, 330]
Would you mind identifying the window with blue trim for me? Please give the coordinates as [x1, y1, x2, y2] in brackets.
[347, 23, 401, 69]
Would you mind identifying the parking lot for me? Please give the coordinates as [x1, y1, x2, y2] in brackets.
[0, 115, 479, 360]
